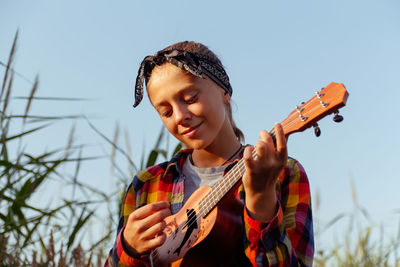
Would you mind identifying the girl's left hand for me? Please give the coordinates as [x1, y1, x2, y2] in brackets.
[242, 123, 288, 222]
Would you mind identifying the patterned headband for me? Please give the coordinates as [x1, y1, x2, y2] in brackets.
[133, 49, 232, 107]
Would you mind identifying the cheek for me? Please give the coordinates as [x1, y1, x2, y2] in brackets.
[187, 103, 204, 117]
[206, 101, 226, 122]
[161, 118, 177, 134]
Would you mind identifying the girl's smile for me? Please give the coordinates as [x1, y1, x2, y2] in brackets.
[181, 121, 203, 138]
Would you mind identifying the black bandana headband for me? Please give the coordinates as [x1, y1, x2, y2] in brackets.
[133, 49, 232, 107]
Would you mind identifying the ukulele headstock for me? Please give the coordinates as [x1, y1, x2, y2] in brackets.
[282, 82, 349, 137]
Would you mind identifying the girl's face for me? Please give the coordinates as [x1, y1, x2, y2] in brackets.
[147, 63, 231, 150]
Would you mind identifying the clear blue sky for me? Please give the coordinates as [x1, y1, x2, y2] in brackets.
[1, 0, 399, 252]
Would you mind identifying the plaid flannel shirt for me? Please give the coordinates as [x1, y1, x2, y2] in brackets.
[105, 150, 314, 266]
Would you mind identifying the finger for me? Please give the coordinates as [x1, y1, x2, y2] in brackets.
[255, 140, 268, 159]
[275, 123, 287, 154]
[141, 207, 171, 230]
[142, 220, 167, 240]
[243, 146, 255, 168]
[143, 232, 167, 251]
[259, 129, 273, 144]
[132, 201, 170, 220]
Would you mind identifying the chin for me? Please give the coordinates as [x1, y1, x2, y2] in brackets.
[182, 139, 213, 151]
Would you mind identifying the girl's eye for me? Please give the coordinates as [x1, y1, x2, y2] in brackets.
[185, 94, 197, 104]
[161, 109, 172, 117]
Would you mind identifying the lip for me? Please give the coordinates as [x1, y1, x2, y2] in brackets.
[181, 122, 203, 137]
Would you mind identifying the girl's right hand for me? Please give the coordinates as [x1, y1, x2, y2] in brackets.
[122, 201, 171, 257]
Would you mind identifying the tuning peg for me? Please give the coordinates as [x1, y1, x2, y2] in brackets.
[333, 111, 343, 123]
[313, 123, 321, 137]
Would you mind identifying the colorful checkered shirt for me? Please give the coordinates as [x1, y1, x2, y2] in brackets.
[105, 150, 314, 266]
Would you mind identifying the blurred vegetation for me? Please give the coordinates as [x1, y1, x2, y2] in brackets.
[313, 182, 400, 266]
[1, 32, 399, 266]
[0, 32, 178, 266]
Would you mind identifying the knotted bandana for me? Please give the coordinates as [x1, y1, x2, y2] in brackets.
[133, 49, 232, 107]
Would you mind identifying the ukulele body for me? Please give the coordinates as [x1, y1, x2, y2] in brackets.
[152, 184, 245, 267]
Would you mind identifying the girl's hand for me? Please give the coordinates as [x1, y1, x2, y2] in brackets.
[242, 123, 287, 222]
[122, 201, 171, 257]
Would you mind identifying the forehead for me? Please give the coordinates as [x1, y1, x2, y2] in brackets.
[148, 63, 193, 86]
[147, 63, 198, 103]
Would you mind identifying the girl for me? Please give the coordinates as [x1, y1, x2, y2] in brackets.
[106, 41, 314, 266]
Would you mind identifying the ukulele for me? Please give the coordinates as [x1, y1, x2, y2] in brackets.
[150, 82, 349, 267]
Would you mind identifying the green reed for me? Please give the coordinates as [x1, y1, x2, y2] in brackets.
[0, 31, 111, 266]
[0, 31, 181, 266]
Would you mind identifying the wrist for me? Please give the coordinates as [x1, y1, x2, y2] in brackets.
[121, 228, 142, 258]
[245, 190, 277, 222]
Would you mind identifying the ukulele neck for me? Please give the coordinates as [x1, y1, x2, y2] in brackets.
[197, 81, 349, 218]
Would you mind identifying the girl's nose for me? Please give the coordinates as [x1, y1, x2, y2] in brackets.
[174, 104, 190, 125]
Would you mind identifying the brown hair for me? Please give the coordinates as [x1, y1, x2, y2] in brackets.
[152, 41, 244, 142]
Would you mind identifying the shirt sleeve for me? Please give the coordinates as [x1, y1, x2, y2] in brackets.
[242, 159, 314, 266]
[105, 176, 151, 267]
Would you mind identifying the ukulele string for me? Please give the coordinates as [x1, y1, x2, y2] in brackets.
[168, 154, 251, 243]
[276, 97, 327, 134]
[175, 157, 249, 234]
[266, 97, 329, 140]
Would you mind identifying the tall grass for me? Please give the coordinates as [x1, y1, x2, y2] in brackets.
[313, 182, 400, 267]
[0, 31, 113, 266]
[0, 32, 180, 266]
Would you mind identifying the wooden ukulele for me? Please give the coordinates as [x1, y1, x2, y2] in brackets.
[150, 82, 349, 266]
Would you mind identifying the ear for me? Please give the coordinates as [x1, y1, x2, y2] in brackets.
[222, 91, 231, 105]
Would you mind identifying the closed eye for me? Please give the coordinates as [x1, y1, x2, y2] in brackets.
[184, 94, 198, 104]
[161, 109, 172, 118]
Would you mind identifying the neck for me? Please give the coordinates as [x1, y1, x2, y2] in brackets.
[191, 126, 241, 168]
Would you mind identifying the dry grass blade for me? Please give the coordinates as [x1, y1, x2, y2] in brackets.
[314, 187, 320, 213]
[72, 245, 85, 267]
[2, 70, 13, 116]
[6, 114, 85, 122]
[0, 115, 10, 156]
[85, 116, 137, 172]
[154, 126, 164, 150]
[14, 96, 93, 101]
[110, 122, 119, 176]
[57, 243, 67, 267]
[0, 235, 9, 262]
[124, 127, 134, 178]
[3, 122, 52, 142]
[47, 231, 56, 267]
[23, 74, 39, 124]
[96, 251, 103, 267]
[67, 208, 95, 250]
[65, 122, 76, 159]
[72, 146, 83, 199]
[85, 251, 92, 267]
[0, 30, 18, 101]
[321, 212, 346, 234]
